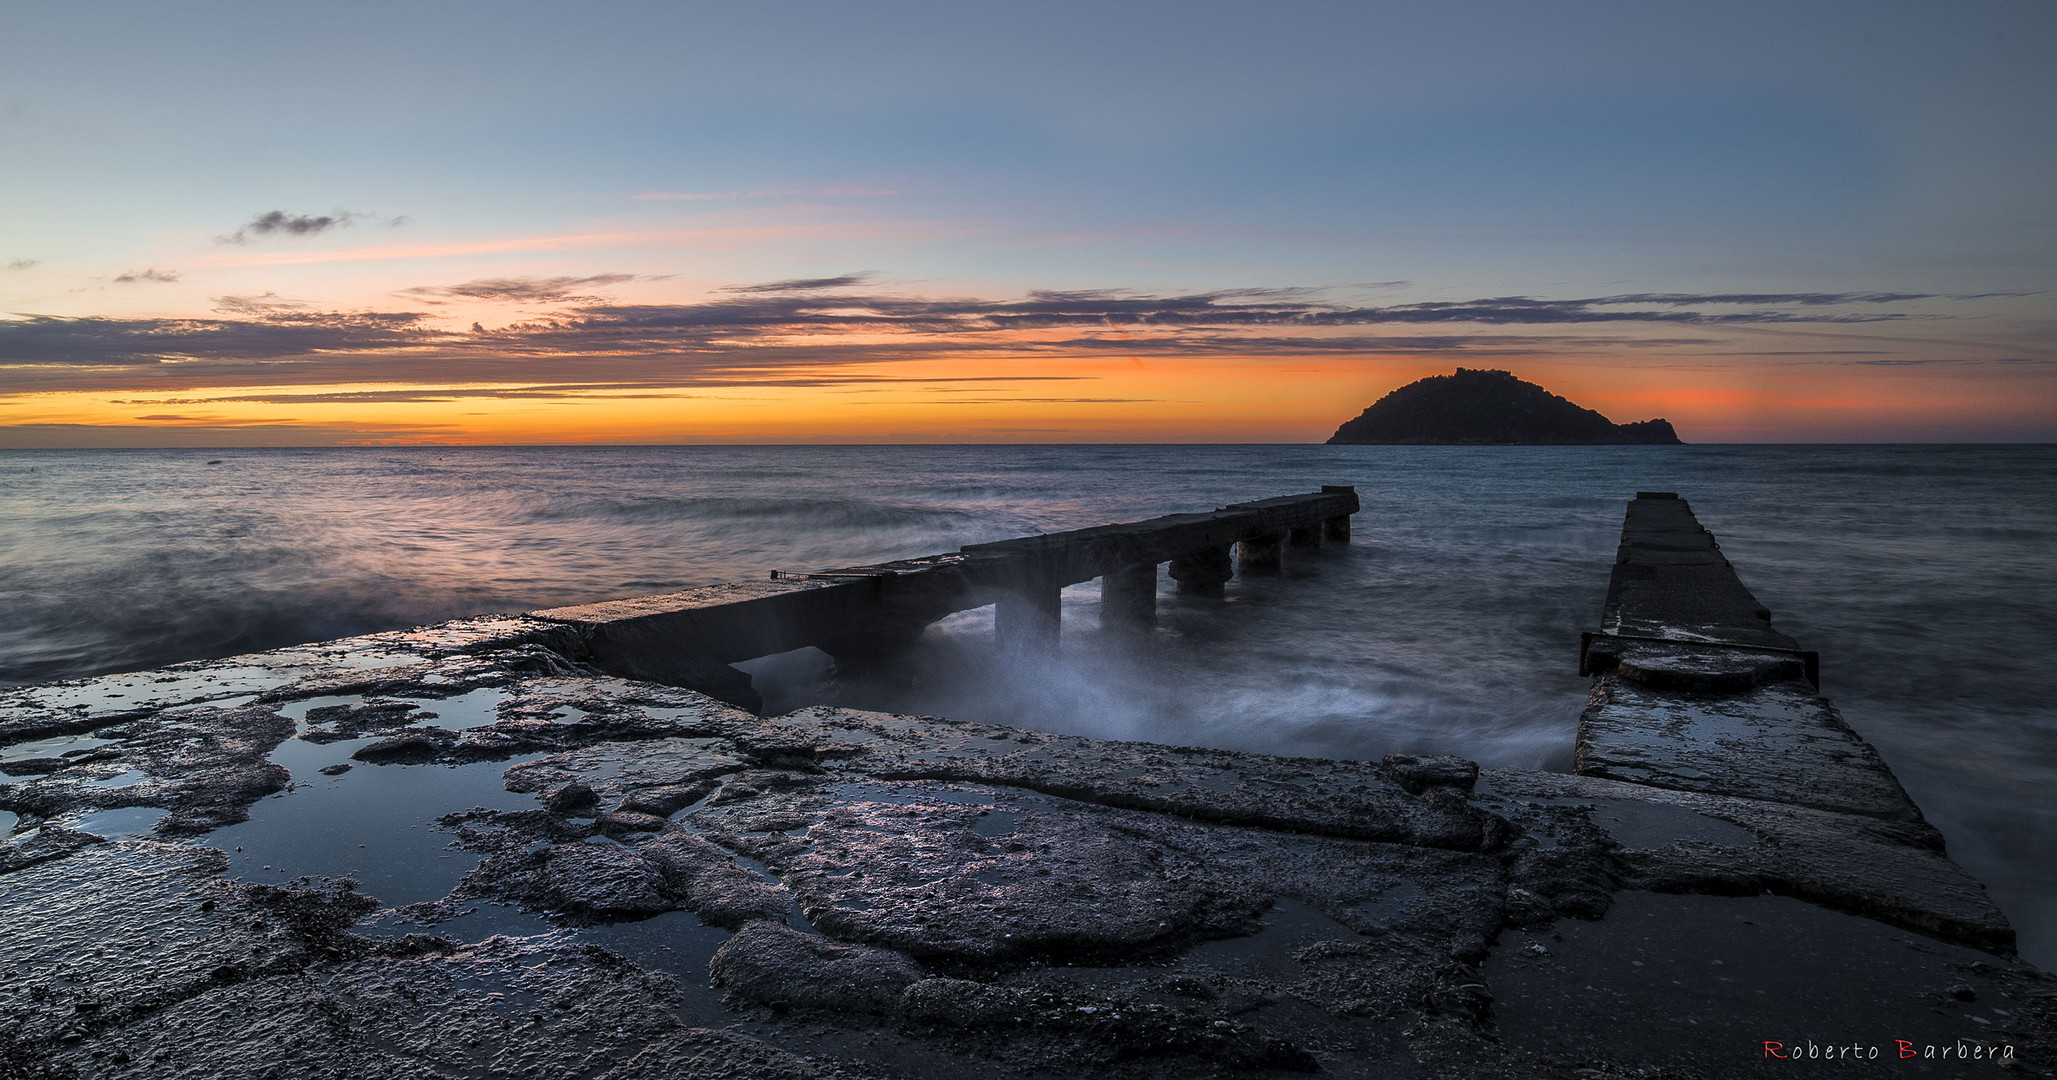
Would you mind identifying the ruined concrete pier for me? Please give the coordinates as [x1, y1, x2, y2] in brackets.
[530, 487, 1358, 707]
[1569, 492, 2012, 950]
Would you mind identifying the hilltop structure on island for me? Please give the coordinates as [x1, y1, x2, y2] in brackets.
[1328, 368, 1683, 445]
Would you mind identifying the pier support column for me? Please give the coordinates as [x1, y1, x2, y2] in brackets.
[821, 624, 925, 689]
[1169, 546, 1234, 598]
[996, 578, 1061, 651]
[1287, 524, 1323, 551]
[1319, 486, 1355, 543]
[1101, 561, 1158, 631]
[1236, 533, 1283, 575]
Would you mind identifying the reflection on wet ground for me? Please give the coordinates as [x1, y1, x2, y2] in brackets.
[0, 732, 114, 770]
[579, 909, 738, 1025]
[68, 805, 168, 838]
[1, 615, 2047, 1079]
[208, 737, 542, 906]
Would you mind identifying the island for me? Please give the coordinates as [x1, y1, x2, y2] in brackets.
[1327, 368, 1684, 445]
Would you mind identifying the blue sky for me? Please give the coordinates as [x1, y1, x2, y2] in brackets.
[2, 1, 2053, 442]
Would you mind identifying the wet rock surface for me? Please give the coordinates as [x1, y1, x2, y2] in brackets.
[0, 614, 2050, 1078]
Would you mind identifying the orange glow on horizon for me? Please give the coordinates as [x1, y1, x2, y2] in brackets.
[4, 351, 2053, 446]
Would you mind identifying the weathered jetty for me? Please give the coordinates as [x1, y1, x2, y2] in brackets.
[529, 487, 1358, 709]
[0, 490, 2047, 1080]
[1576, 492, 1913, 820]
[1555, 494, 2012, 950]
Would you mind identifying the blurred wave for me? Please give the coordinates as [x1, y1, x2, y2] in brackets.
[0, 443, 2052, 966]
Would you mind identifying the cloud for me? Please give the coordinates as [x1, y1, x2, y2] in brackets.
[119, 374, 1094, 406]
[400, 274, 653, 304]
[1711, 350, 1892, 357]
[0, 308, 436, 375]
[0, 420, 458, 448]
[113, 268, 181, 284]
[1590, 292, 1931, 306]
[0, 285, 1974, 397]
[219, 209, 394, 244]
[726, 273, 876, 293]
[906, 397, 1158, 405]
[1294, 292, 1933, 327]
[6, 259, 35, 271]
[212, 292, 310, 316]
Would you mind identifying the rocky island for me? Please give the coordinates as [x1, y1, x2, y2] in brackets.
[1327, 369, 1683, 445]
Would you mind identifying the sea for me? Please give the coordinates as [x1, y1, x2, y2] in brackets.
[1, 444, 2051, 968]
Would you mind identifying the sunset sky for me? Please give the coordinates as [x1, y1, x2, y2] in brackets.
[3, 1, 2053, 444]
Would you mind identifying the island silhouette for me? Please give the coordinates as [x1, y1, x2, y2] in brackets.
[1327, 368, 1683, 445]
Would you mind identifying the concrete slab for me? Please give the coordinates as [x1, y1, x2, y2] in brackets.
[1577, 674, 1921, 820]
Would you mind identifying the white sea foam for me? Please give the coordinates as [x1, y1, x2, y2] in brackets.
[1, 443, 2052, 966]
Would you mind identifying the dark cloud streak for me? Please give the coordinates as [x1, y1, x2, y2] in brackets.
[218, 209, 402, 244]
[0, 287, 1967, 396]
[401, 275, 651, 304]
[726, 273, 876, 293]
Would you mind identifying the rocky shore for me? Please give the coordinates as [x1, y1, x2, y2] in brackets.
[0, 500, 2048, 1078]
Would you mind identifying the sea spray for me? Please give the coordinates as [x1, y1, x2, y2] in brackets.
[1, 442, 2052, 966]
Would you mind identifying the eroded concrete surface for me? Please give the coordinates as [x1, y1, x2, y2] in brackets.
[2, 615, 2052, 1079]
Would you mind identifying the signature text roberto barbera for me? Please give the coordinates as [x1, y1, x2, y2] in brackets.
[1762, 1039, 2015, 1063]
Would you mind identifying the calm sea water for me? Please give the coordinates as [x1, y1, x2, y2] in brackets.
[1, 444, 2051, 966]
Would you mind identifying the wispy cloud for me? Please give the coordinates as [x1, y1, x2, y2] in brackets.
[192, 221, 961, 269]
[118, 375, 1092, 406]
[218, 209, 402, 244]
[0, 285, 1978, 397]
[112, 268, 180, 284]
[5, 259, 36, 271]
[212, 292, 310, 316]
[725, 273, 876, 293]
[399, 274, 662, 305]
[905, 397, 1158, 405]
[0, 420, 461, 448]
[1307, 292, 1933, 326]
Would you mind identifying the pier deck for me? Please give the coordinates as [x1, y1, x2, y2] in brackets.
[1575, 493, 1921, 821]
[529, 487, 1358, 709]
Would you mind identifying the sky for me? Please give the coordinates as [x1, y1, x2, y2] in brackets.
[2, 0, 2054, 444]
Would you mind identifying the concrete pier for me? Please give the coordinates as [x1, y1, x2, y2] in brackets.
[1572, 492, 2012, 949]
[994, 576, 1062, 651]
[1233, 532, 1282, 574]
[1168, 546, 1234, 596]
[531, 487, 1358, 701]
[1098, 561, 1158, 630]
[1575, 492, 1905, 818]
